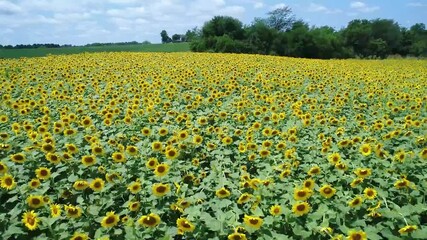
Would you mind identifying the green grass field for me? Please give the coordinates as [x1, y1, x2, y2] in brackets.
[0, 42, 190, 59]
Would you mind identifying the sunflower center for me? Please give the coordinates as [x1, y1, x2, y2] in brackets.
[157, 166, 165, 173]
[323, 187, 332, 194]
[106, 216, 116, 224]
[156, 186, 166, 193]
[181, 221, 191, 228]
[297, 191, 306, 197]
[249, 219, 259, 225]
[27, 217, 35, 225]
[94, 182, 101, 188]
[143, 216, 157, 225]
[5, 178, 12, 185]
[352, 233, 362, 240]
[296, 204, 306, 211]
[32, 198, 41, 205]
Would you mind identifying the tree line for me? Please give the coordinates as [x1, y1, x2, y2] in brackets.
[0, 41, 152, 50]
[185, 7, 427, 59]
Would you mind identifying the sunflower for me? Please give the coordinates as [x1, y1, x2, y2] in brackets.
[111, 152, 125, 163]
[398, 225, 418, 235]
[1, 174, 16, 190]
[328, 153, 341, 165]
[292, 202, 310, 216]
[319, 185, 336, 198]
[50, 204, 61, 217]
[270, 205, 282, 216]
[359, 143, 371, 156]
[347, 230, 367, 240]
[237, 193, 253, 204]
[394, 178, 411, 189]
[293, 187, 312, 201]
[46, 152, 61, 164]
[146, 157, 159, 169]
[259, 149, 270, 158]
[101, 211, 120, 228]
[303, 179, 315, 189]
[158, 127, 168, 136]
[154, 163, 170, 177]
[70, 232, 89, 240]
[176, 217, 195, 232]
[216, 187, 231, 198]
[28, 178, 41, 189]
[228, 232, 247, 240]
[41, 143, 55, 153]
[192, 135, 203, 145]
[10, 153, 26, 163]
[150, 141, 163, 152]
[105, 172, 122, 183]
[26, 195, 45, 209]
[137, 213, 161, 228]
[65, 143, 79, 154]
[165, 147, 179, 160]
[152, 183, 170, 197]
[363, 188, 377, 200]
[354, 168, 371, 178]
[126, 145, 138, 155]
[307, 166, 321, 176]
[221, 136, 233, 145]
[81, 155, 97, 167]
[350, 177, 364, 188]
[73, 180, 89, 191]
[127, 181, 142, 194]
[243, 215, 263, 230]
[90, 178, 105, 192]
[0, 162, 8, 174]
[91, 145, 104, 156]
[128, 201, 140, 212]
[419, 148, 427, 159]
[348, 196, 364, 208]
[22, 210, 39, 231]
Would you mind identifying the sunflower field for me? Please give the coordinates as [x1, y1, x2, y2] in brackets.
[0, 52, 426, 240]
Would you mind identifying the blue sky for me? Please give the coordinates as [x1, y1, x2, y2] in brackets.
[0, 0, 426, 45]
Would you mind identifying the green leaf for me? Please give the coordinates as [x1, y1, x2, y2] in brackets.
[412, 227, 427, 239]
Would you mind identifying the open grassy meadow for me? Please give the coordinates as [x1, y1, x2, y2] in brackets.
[0, 43, 190, 59]
[0, 52, 426, 240]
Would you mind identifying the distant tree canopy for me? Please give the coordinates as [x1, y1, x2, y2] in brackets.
[188, 7, 427, 59]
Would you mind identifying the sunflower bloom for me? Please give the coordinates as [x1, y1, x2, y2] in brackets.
[154, 163, 170, 177]
[90, 178, 105, 192]
[319, 185, 337, 198]
[50, 204, 61, 217]
[363, 188, 377, 200]
[243, 215, 263, 230]
[176, 217, 195, 232]
[348, 196, 364, 208]
[347, 230, 367, 240]
[228, 232, 247, 240]
[137, 213, 161, 228]
[270, 205, 282, 216]
[152, 183, 170, 197]
[101, 211, 120, 228]
[1, 174, 16, 190]
[292, 202, 311, 216]
[70, 232, 89, 240]
[216, 187, 231, 198]
[22, 210, 39, 231]
[398, 225, 418, 235]
[27, 195, 45, 209]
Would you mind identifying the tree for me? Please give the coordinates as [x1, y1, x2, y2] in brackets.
[202, 16, 245, 40]
[172, 34, 182, 42]
[246, 20, 278, 54]
[160, 30, 172, 43]
[342, 19, 372, 57]
[265, 6, 295, 32]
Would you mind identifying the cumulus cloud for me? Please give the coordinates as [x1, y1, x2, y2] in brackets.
[350, 1, 379, 13]
[254, 2, 264, 9]
[407, 2, 427, 7]
[308, 3, 342, 14]
[0, 0, 23, 15]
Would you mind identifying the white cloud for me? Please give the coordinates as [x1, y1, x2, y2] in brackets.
[350, 1, 379, 13]
[0, 0, 23, 15]
[271, 3, 288, 10]
[407, 2, 427, 7]
[254, 2, 264, 9]
[308, 3, 342, 14]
